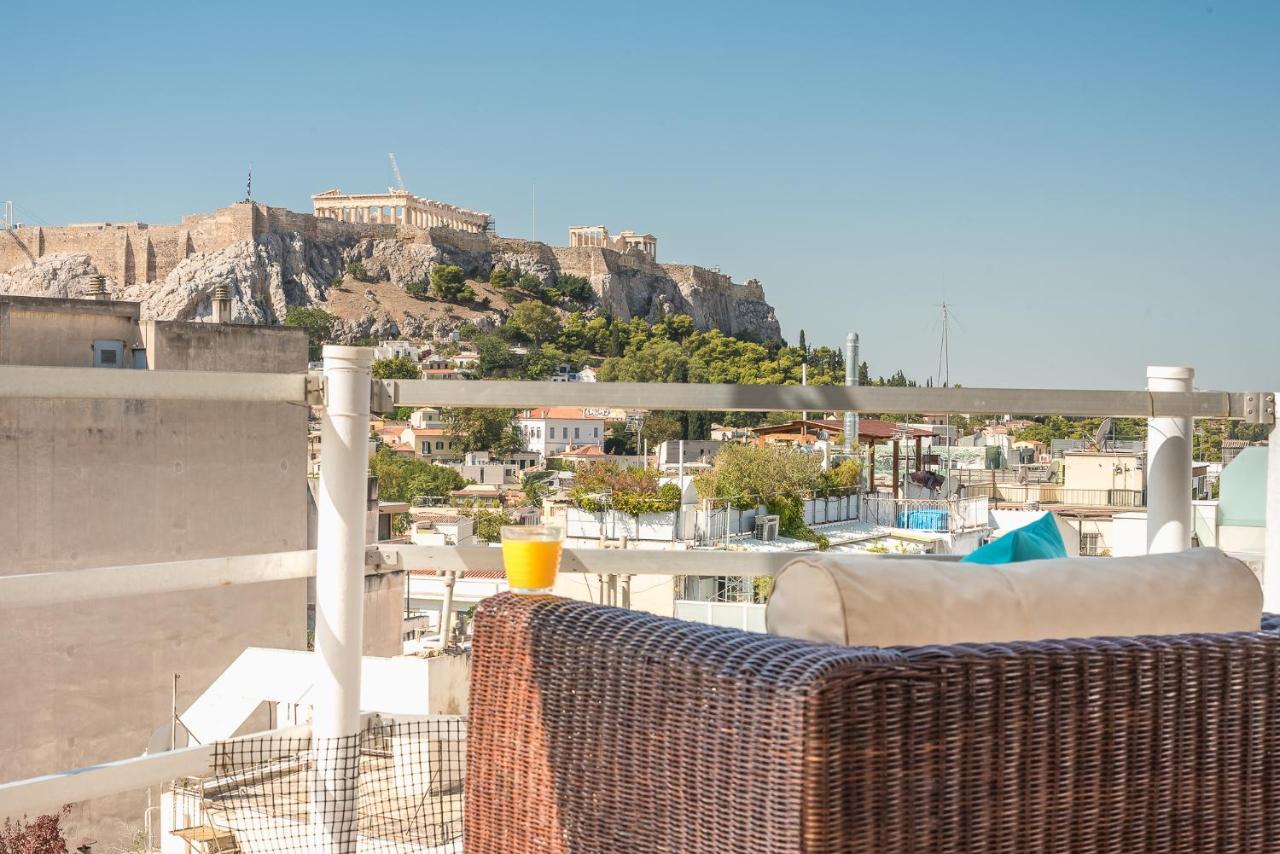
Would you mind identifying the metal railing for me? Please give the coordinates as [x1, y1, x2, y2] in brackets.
[0, 360, 1276, 840]
[962, 482, 1147, 509]
[859, 495, 989, 533]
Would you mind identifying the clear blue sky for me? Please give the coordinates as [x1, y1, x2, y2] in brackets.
[5, 1, 1277, 391]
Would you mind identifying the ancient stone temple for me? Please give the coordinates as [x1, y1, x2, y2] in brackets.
[568, 225, 657, 260]
[311, 189, 491, 234]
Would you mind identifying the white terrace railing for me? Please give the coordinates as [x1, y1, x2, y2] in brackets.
[0, 350, 1276, 852]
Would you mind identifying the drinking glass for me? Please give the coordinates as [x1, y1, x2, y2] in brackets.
[500, 525, 564, 595]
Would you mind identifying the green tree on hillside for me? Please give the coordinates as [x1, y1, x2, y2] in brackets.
[430, 265, 473, 302]
[554, 274, 593, 303]
[371, 355, 420, 379]
[506, 302, 561, 344]
[283, 306, 337, 361]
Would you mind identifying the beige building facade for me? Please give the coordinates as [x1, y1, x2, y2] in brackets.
[1062, 450, 1146, 492]
[0, 295, 310, 847]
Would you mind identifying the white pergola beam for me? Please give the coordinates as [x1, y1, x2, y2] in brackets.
[384, 378, 1257, 419]
[0, 551, 316, 609]
[0, 364, 310, 403]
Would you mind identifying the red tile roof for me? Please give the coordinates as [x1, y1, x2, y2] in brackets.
[557, 445, 606, 456]
[520, 407, 609, 420]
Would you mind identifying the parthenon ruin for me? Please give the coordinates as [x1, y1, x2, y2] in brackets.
[568, 225, 657, 260]
[311, 189, 492, 234]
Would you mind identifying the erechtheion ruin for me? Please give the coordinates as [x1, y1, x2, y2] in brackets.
[568, 225, 657, 260]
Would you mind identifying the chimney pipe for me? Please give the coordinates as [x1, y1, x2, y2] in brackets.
[85, 275, 110, 301]
[843, 332, 859, 455]
[211, 285, 232, 323]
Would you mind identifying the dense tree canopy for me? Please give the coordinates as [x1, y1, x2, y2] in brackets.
[430, 265, 473, 302]
[441, 408, 524, 456]
[694, 443, 826, 508]
[371, 355, 421, 379]
[505, 302, 561, 344]
[369, 448, 465, 503]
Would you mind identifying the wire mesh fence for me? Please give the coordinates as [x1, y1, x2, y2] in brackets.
[174, 717, 466, 852]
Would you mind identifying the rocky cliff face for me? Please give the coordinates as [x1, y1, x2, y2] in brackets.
[0, 226, 782, 343]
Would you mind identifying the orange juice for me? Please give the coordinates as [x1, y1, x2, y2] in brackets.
[500, 526, 563, 593]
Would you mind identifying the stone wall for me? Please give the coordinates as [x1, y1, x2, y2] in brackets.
[0, 202, 399, 289]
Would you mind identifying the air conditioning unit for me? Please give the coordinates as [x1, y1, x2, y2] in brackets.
[754, 514, 780, 542]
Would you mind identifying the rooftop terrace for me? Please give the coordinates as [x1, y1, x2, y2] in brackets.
[0, 355, 1275, 851]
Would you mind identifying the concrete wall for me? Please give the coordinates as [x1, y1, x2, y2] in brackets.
[0, 295, 143, 366]
[363, 571, 408, 658]
[0, 307, 309, 847]
[141, 320, 306, 371]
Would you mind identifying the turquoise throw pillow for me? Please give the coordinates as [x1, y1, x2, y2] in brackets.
[962, 512, 1069, 564]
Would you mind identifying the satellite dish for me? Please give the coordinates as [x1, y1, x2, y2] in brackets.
[1092, 418, 1112, 451]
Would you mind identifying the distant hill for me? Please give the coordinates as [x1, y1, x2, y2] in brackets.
[0, 202, 781, 344]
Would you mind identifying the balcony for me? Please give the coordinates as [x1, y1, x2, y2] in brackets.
[0, 355, 1276, 852]
[962, 481, 1147, 509]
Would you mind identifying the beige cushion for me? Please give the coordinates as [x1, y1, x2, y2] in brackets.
[765, 548, 1261, 647]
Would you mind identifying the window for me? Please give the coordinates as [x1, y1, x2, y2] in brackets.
[92, 340, 125, 368]
[435, 441, 444, 450]
[593, 427, 599, 438]
[1080, 532, 1103, 556]
[574, 427, 580, 439]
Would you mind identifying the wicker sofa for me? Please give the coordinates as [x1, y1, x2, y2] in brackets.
[465, 593, 1280, 853]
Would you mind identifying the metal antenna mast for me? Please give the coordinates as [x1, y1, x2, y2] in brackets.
[936, 301, 961, 388]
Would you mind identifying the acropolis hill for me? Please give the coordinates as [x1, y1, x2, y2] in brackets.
[0, 197, 781, 343]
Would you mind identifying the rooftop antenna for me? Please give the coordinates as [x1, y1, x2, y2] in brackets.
[935, 301, 962, 388]
[388, 153, 406, 192]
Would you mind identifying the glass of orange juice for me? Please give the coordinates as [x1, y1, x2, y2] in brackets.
[500, 525, 564, 595]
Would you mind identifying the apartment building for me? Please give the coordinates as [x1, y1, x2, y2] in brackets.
[517, 406, 608, 455]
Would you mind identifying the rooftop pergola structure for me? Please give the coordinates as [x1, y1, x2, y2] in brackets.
[749, 417, 937, 498]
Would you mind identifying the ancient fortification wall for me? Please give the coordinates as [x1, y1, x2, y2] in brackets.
[1, 200, 782, 341]
[0, 202, 399, 288]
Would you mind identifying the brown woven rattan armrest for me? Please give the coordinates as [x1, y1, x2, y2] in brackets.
[464, 593, 906, 854]
[467, 595, 1280, 853]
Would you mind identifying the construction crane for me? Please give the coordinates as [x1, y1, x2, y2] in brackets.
[388, 153, 406, 193]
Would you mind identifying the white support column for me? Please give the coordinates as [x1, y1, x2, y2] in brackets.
[1265, 404, 1280, 611]
[1146, 366, 1194, 554]
[312, 345, 372, 853]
